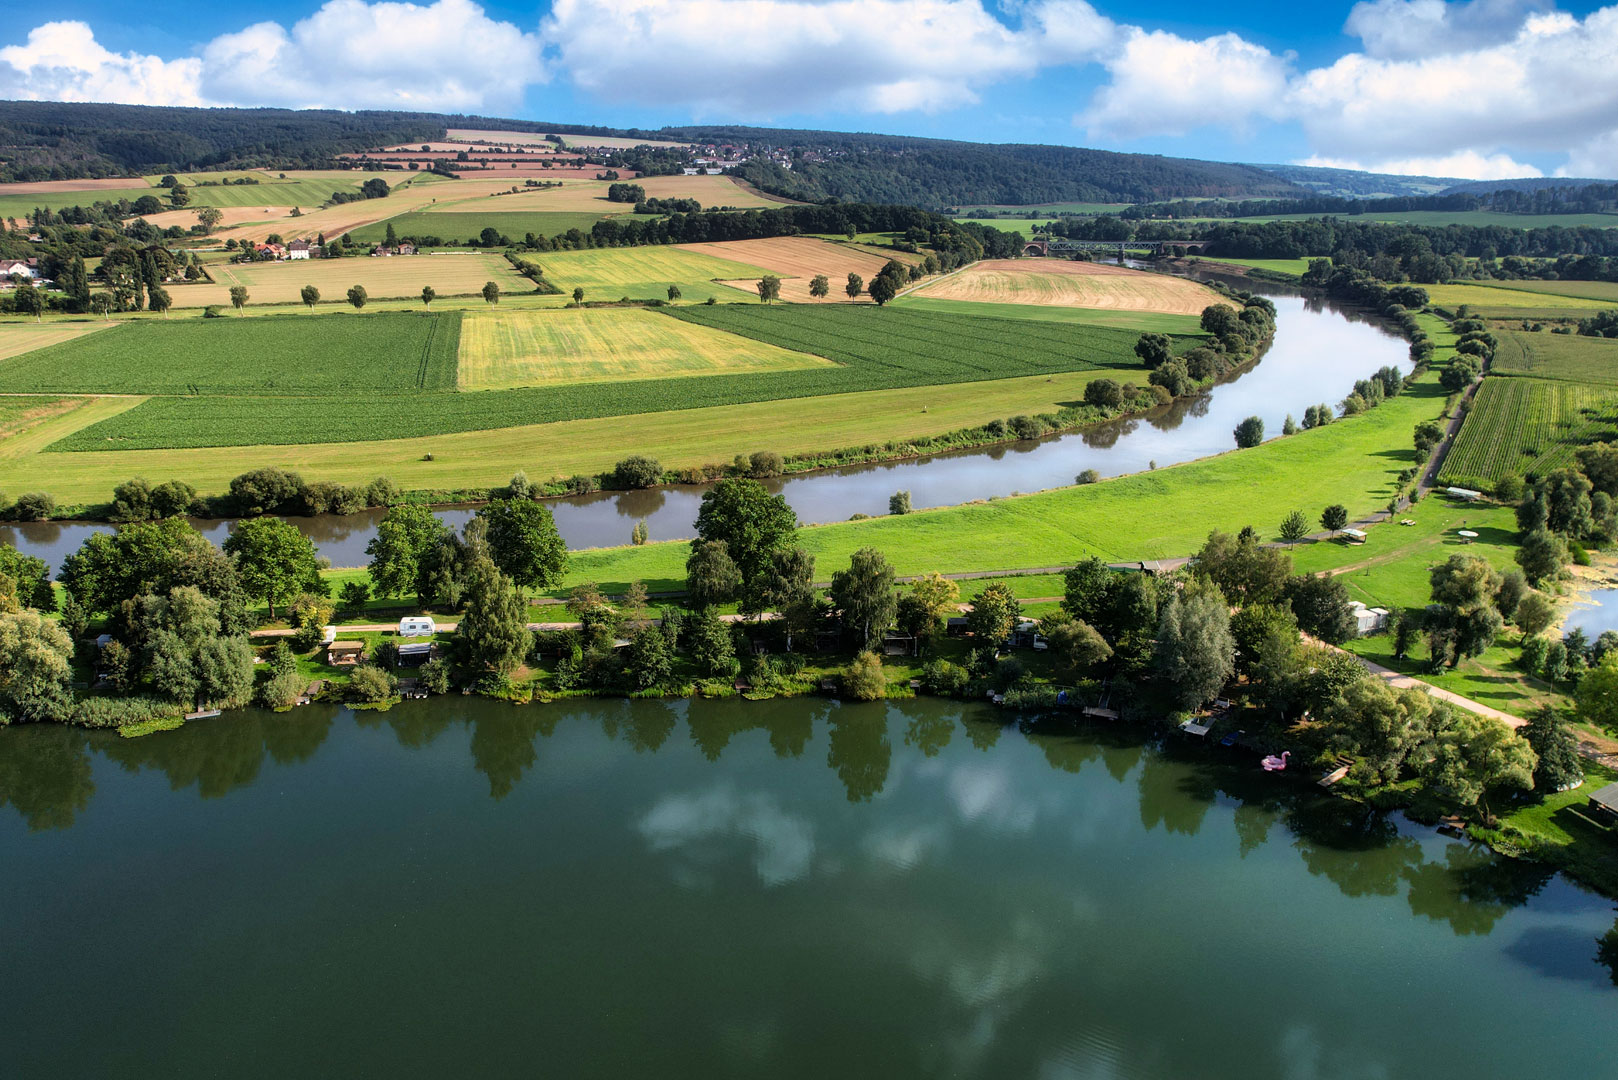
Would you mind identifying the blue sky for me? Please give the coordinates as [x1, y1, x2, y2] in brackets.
[2, 1, 1616, 179]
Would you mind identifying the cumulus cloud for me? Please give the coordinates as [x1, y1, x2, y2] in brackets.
[1344, 0, 1553, 59]
[0, 3, 540, 112]
[1296, 150, 1543, 180]
[540, 0, 1087, 116]
[0, 22, 204, 106]
[201, 0, 543, 110]
[638, 785, 815, 887]
[1080, 28, 1292, 139]
[1287, 8, 1618, 172]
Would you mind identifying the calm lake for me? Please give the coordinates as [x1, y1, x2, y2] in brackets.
[3, 697, 1613, 1078]
[1, 284, 1408, 569]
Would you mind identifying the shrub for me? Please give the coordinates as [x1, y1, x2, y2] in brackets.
[748, 450, 784, 478]
[1075, 469, 1100, 484]
[889, 490, 912, 515]
[565, 474, 599, 495]
[1233, 415, 1264, 448]
[1001, 685, 1059, 709]
[843, 651, 887, 700]
[9, 491, 54, 520]
[922, 659, 969, 696]
[1083, 378, 1123, 408]
[612, 455, 663, 489]
[418, 657, 451, 694]
[994, 656, 1026, 691]
[258, 669, 305, 709]
[347, 664, 397, 703]
[1007, 415, 1044, 440]
[362, 476, 400, 507]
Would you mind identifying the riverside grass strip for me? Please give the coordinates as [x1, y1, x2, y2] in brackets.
[50, 306, 1150, 450]
[0, 311, 462, 396]
[1437, 377, 1618, 489]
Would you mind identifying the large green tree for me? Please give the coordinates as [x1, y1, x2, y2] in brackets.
[458, 556, 529, 676]
[365, 504, 450, 602]
[0, 611, 74, 724]
[476, 498, 567, 597]
[693, 478, 798, 600]
[1418, 708, 1536, 820]
[830, 547, 897, 650]
[223, 517, 319, 620]
[1153, 578, 1235, 709]
[966, 582, 1021, 646]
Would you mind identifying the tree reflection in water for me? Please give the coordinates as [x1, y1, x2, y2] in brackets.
[0, 700, 1604, 959]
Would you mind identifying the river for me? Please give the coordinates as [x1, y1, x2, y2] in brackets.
[1, 697, 1612, 1077]
[2, 282, 1408, 569]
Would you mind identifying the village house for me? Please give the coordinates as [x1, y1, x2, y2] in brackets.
[287, 240, 311, 260]
[0, 257, 38, 282]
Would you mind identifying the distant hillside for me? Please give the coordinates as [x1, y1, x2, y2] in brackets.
[1251, 163, 1461, 199]
[644, 125, 1304, 206]
[1440, 177, 1616, 195]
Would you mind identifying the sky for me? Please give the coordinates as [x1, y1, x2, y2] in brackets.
[1, 0, 1616, 180]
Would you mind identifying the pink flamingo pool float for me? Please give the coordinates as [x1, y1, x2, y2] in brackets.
[1261, 751, 1290, 772]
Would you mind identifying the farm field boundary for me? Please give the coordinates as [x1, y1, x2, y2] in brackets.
[1437, 377, 1618, 489]
[1490, 329, 1618, 385]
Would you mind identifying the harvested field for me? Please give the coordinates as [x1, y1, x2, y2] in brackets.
[140, 205, 294, 231]
[0, 396, 89, 440]
[0, 312, 460, 396]
[1423, 283, 1618, 312]
[448, 129, 572, 145]
[0, 177, 148, 195]
[684, 236, 915, 303]
[435, 174, 782, 214]
[0, 321, 113, 361]
[457, 308, 831, 389]
[347, 211, 656, 245]
[171, 252, 528, 308]
[909, 259, 1225, 316]
[559, 134, 689, 149]
[230, 178, 516, 241]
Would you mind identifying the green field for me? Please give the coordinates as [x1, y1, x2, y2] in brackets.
[948, 219, 1051, 234]
[891, 295, 1202, 333]
[348, 211, 660, 245]
[457, 307, 831, 388]
[1491, 329, 1618, 384]
[535, 246, 774, 302]
[1464, 279, 1618, 304]
[555, 363, 1456, 592]
[1424, 283, 1617, 313]
[53, 306, 1152, 450]
[0, 321, 112, 359]
[954, 203, 1130, 216]
[1437, 377, 1618, 488]
[1, 312, 460, 396]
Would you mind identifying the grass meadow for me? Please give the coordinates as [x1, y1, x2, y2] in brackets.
[0, 321, 113, 359]
[1424, 282, 1618, 313]
[891, 295, 1202, 333]
[1491, 329, 1618, 384]
[526, 246, 773, 303]
[456, 308, 831, 389]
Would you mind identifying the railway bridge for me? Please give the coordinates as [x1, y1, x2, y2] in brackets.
[1020, 238, 1211, 257]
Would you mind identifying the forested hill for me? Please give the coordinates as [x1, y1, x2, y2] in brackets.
[652, 125, 1304, 205]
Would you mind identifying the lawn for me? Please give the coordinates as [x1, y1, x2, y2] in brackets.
[556, 364, 1455, 593]
[456, 307, 831, 389]
[0, 320, 113, 360]
[53, 305, 1151, 449]
[1438, 378, 1618, 489]
[0, 311, 460, 396]
[906, 258, 1226, 316]
[892, 295, 1202, 333]
[172, 252, 530, 308]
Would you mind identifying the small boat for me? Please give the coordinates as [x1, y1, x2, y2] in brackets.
[1219, 729, 1244, 748]
[1260, 751, 1290, 772]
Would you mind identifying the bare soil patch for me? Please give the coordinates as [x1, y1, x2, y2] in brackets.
[912, 259, 1224, 316]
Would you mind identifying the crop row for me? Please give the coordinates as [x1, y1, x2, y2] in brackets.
[52, 307, 1153, 450]
[1438, 377, 1618, 487]
[1, 312, 461, 396]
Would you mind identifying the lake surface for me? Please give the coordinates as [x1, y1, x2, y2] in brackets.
[2, 284, 1409, 569]
[1564, 587, 1618, 637]
[3, 697, 1613, 1078]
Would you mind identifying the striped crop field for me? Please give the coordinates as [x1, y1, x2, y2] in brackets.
[1490, 330, 1618, 385]
[0, 312, 460, 396]
[50, 305, 1154, 450]
[457, 308, 831, 388]
[1438, 377, 1618, 489]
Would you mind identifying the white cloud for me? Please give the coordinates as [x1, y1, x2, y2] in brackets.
[201, 0, 544, 110]
[1079, 28, 1292, 139]
[1344, 0, 1553, 60]
[1287, 8, 1618, 171]
[540, 0, 1053, 116]
[0, 22, 204, 106]
[1295, 150, 1544, 180]
[638, 784, 815, 887]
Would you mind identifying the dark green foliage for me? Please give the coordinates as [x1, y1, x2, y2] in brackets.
[830, 548, 898, 650]
[1233, 415, 1264, 448]
[476, 499, 567, 595]
[1285, 573, 1357, 645]
[612, 456, 663, 489]
[685, 540, 741, 611]
[1523, 706, 1584, 795]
